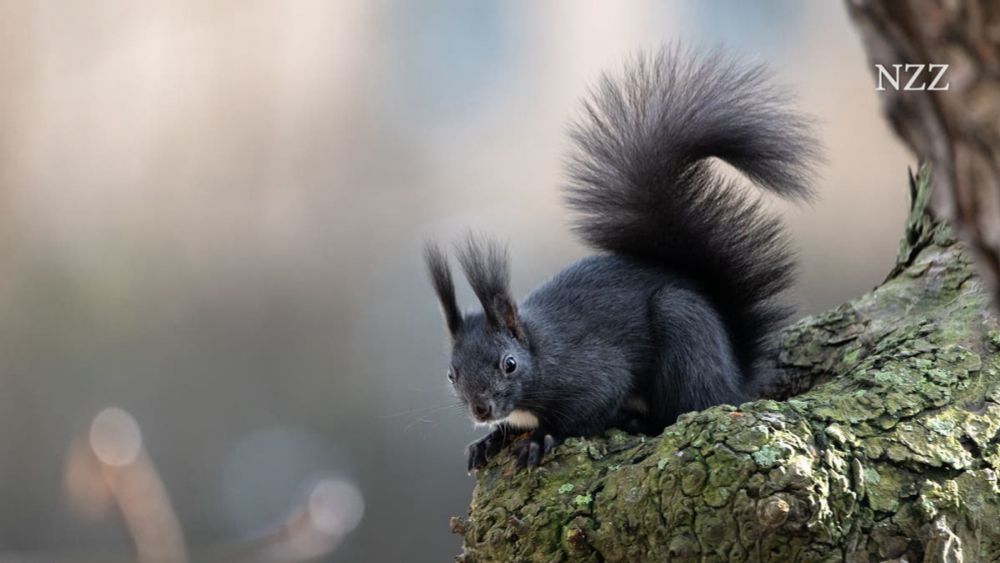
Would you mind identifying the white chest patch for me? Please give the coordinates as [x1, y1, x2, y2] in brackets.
[505, 409, 539, 429]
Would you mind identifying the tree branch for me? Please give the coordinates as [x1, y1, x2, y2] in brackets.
[454, 171, 1000, 562]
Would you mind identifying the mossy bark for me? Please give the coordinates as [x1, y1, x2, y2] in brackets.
[453, 169, 1000, 562]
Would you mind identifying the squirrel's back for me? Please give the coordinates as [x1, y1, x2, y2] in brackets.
[564, 46, 821, 378]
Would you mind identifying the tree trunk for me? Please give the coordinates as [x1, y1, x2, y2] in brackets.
[846, 0, 1000, 308]
[452, 168, 1000, 562]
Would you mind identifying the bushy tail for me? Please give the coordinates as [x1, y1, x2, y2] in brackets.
[565, 46, 821, 377]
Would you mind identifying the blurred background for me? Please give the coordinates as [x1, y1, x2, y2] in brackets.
[0, 1, 912, 561]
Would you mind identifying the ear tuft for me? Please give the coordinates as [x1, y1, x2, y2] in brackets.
[456, 234, 523, 340]
[424, 242, 463, 337]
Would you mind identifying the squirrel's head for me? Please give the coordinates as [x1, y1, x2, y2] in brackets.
[425, 236, 534, 425]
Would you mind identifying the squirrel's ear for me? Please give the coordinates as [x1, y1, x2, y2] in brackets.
[493, 294, 525, 342]
[456, 234, 524, 341]
[424, 243, 463, 338]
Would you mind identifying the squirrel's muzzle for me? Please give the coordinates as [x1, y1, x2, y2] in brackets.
[471, 400, 493, 422]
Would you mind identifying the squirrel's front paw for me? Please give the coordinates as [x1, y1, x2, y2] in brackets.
[511, 431, 562, 469]
[466, 432, 505, 474]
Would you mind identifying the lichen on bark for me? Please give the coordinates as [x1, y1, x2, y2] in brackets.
[453, 169, 1000, 562]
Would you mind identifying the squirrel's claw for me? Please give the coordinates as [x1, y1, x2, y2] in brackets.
[513, 431, 562, 469]
[466, 441, 486, 474]
[466, 431, 505, 474]
[465, 443, 480, 475]
[543, 434, 557, 454]
[520, 441, 541, 467]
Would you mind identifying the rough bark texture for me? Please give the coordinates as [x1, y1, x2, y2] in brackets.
[846, 0, 1000, 307]
[453, 169, 1000, 562]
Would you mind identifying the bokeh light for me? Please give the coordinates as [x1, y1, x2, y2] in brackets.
[307, 478, 364, 537]
[89, 407, 143, 467]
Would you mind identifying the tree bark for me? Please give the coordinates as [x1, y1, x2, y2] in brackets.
[846, 0, 1000, 307]
[453, 168, 1000, 562]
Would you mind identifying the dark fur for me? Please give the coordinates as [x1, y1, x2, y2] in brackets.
[426, 46, 820, 470]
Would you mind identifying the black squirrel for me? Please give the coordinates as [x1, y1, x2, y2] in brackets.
[425, 47, 820, 472]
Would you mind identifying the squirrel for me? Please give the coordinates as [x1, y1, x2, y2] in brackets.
[425, 46, 820, 472]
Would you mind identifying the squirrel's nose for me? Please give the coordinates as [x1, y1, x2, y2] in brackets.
[472, 401, 493, 421]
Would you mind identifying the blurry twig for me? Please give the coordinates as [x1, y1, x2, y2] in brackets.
[61, 407, 360, 563]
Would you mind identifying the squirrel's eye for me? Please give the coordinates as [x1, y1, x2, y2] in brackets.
[501, 355, 517, 374]
[447, 368, 456, 382]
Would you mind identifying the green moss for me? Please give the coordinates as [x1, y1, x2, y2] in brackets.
[751, 443, 785, 468]
[864, 465, 905, 512]
[787, 398, 808, 411]
[863, 467, 881, 485]
[917, 479, 963, 521]
[680, 461, 708, 496]
[843, 348, 861, 365]
[925, 417, 956, 436]
[874, 370, 909, 386]
[573, 494, 592, 506]
[558, 483, 575, 494]
[987, 330, 1000, 351]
